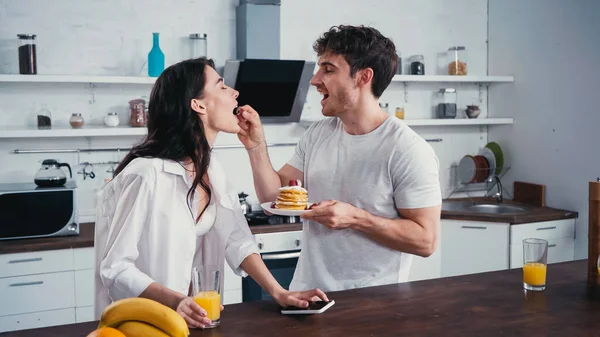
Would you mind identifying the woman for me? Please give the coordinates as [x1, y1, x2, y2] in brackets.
[94, 58, 327, 328]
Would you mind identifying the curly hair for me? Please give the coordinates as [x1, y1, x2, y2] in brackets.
[313, 25, 397, 98]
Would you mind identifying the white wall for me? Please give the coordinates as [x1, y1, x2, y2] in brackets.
[488, 0, 600, 259]
[0, 0, 492, 220]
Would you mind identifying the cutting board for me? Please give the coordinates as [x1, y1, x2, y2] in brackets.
[513, 181, 546, 207]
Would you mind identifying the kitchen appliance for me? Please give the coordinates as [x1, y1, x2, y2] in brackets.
[242, 230, 302, 302]
[34, 159, 72, 187]
[223, 59, 314, 124]
[242, 211, 302, 302]
[0, 181, 79, 240]
[238, 192, 252, 215]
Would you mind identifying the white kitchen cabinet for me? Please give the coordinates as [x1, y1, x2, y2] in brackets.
[408, 221, 442, 282]
[0, 249, 74, 278]
[223, 262, 242, 305]
[75, 306, 94, 323]
[441, 219, 510, 277]
[509, 219, 576, 269]
[0, 308, 75, 333]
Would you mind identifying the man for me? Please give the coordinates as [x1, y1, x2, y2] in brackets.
[236, 25, 442, 292]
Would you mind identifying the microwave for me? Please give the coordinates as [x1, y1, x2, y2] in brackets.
[0, 181, 79, 240]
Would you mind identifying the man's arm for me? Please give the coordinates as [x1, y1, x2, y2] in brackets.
[237, 105, 303, 203]
[352, 205, 440, 257]
[301, 201, 440, 257]
[247, 143, 303, 203]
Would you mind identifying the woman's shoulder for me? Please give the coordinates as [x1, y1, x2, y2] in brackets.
[117, 157, 164, 182]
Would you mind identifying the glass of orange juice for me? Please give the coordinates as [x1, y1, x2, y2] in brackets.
[522, 238, 548, 291]
[192, 265, 221, 328]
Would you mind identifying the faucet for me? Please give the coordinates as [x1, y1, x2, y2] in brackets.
[492, 176, 503, 203]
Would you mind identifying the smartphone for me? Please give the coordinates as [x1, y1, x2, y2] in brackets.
[280, 300, 335, 315]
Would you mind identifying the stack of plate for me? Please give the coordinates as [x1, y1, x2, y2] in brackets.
[457, 142, 504, 184]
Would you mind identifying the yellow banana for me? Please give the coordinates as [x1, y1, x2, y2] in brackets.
[98, 297, 189, 337]
[117, 321, 171, 337]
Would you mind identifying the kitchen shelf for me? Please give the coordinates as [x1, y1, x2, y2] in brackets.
[404, 118, 513, 126]
[0, 74, 156, 84]
[0, 126, 148, 138]
[391, 75, 514, 83]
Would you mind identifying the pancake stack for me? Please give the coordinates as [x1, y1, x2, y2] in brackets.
[274, 180, 308, 210]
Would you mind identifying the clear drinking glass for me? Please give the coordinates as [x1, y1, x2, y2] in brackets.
[522, 238, 548, 291]
[191, 266, 221, 328]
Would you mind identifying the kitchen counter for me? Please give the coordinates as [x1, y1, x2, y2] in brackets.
[3, 260, 598, 336]
[0, 222, 302, 255]
[441, 197, 578, 224]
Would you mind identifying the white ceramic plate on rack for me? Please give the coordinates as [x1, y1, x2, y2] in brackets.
[457, 155, 476, 184]
[479, 147, 496, 180]
[261, 202, 313, 216]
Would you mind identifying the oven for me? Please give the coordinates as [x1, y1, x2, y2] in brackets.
[242, 230, 302, 302]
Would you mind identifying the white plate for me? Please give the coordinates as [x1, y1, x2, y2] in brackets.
[261, 202, 312, 216]
[479, 147, 496, 179]
[457, 155, 476, 184]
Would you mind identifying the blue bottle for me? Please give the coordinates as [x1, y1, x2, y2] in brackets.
[148, 32, 165, 77]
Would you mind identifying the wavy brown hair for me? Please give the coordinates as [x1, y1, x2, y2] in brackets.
[114, 57, 214, 222]
[313, 25, 397, 98]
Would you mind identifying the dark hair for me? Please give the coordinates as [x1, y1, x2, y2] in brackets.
[114, 57, 215, 222]
[313, 25, 397, 98]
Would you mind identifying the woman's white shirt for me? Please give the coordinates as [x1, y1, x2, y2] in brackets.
[93, 156, 258, 318]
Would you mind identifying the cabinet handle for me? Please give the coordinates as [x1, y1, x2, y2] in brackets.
[536, 226, 557, 231]
[548, 244, 557, 248]
[461, 226, 487, 230]
[8, 257, 43, 264]
[262, 252, 300, 261]
[9, 281, 44, 287]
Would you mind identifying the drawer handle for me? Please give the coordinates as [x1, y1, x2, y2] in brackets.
[9, 281, 44, 287]
[536, 226, 557, 231]
[8, 257, 43, 264]
[548, 244, 557, 248]
[461, 226, 487, 230]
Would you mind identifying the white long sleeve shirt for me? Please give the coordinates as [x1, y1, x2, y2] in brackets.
[94, 156, 259, 318]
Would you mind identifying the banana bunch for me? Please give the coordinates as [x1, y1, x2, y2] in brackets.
[98, 297, 189, 337]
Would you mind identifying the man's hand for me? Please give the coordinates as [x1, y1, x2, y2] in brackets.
[300, 200, 359, 229]
[236, 105, 265, 150]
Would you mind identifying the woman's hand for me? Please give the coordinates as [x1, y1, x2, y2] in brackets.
[175, 297, 212, 328]
[272, 288, 329, 308]
[236, 105, 266, 150]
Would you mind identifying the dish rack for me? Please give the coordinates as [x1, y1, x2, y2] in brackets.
[447, 165, 512, 200]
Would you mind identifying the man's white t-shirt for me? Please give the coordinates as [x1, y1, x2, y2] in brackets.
[287, 116, 442, 292]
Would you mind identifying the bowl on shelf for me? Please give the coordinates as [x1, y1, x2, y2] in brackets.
[465, 105, 480, 119]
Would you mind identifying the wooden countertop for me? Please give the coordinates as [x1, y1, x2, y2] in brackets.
[4, 260, 599, 336]
[0, 199, 577, 255]
[0, 222, 95, 254]
[0, 222, 301, 255]
[441, 197, 578, 224]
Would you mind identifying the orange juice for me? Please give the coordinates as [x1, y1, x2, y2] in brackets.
[523, 262, 547, 286]
[194, 291, 220, 321]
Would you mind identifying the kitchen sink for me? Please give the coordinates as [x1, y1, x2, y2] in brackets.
[442, 201, 533, 215]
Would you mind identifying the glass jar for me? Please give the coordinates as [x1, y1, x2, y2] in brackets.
[189, 33, 208, 59]
[395, 53, 402, 75]
[410, 55, 425, 75]
[104, 112, 120, 127]
[435, 88, 457, 119]
[395, 106, 405, 120]
[69, 113, 84, 129]
[36, 104, 52, 129]
[17, 34, 37, 75]
[379, 102, 389, 114]
[447, 46, 467, 75]
[129, 99, 147, 127]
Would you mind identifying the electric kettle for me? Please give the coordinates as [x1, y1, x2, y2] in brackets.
[238, 192, 252, 215]
[34, 159, 72, 187]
